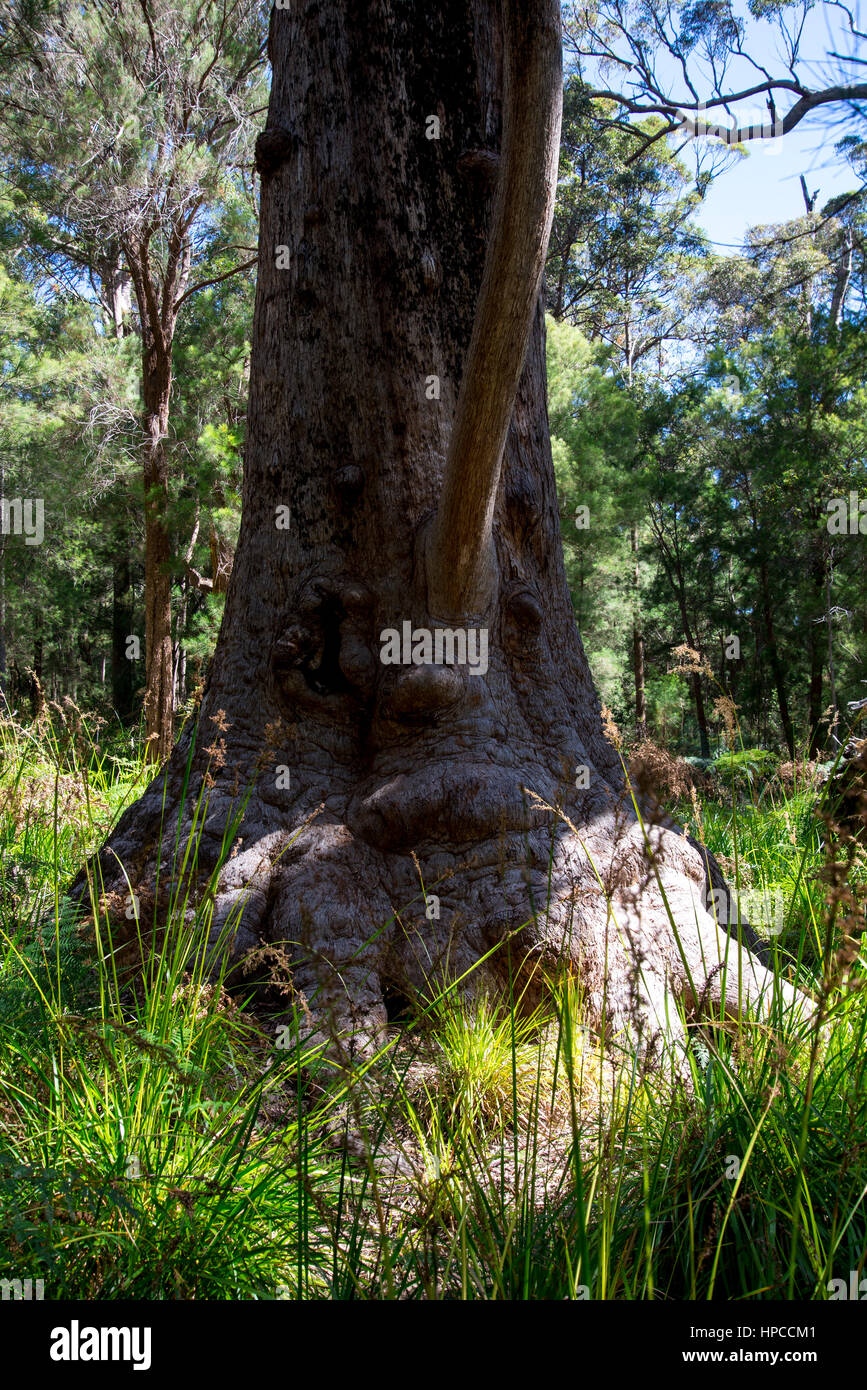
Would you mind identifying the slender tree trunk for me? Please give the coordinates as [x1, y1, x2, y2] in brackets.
[124, 227, 192, 762]
[757, 557, 795, 757]
[690, 672, 711, 760]
[209, 487, 234, 594]
[631, 524, 646, 740]
[176, 643, 187, 711]
[112, 539, 135, 723]
[672, 586, 710, 758]
[808, 628, 824, 757]
[0, 458, 5, 708]
[829, 225, 854, 331]
[31, 607, 43, 718]
[651, 509, 710, 757]
[807, 542, 826, 757]
[100, 249, 133, 340]
[173, 576, 188, 713]
[141, 385, 174, 761]
[743, 465, 794, 759]
[127, 284, 176, 764]
[826, 564, 838, 743]
[83, 0, 796, 1060]
[550, 213, 578, 320]
[0, 547, 5, 710]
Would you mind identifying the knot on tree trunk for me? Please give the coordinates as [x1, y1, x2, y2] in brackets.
[254, 124, 296, 180]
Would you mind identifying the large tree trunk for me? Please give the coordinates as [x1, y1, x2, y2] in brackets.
[82, 0, 796, 1062]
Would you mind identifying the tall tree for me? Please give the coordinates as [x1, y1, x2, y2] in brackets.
[547, 78, 710, 375]
[564, 0, 867, 155]
[86, 0, 803, 1060]
[0, 0, 267, 758]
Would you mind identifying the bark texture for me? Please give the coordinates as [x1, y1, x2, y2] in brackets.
[125, 219, 194, 762]
[81, 0, 799, 1061]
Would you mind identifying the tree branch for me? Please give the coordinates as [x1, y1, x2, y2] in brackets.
[426, 0, 563, 617]
[673, 81, 867, 145]
[173, 256, 258, 311]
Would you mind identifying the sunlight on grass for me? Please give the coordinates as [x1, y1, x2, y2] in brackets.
[0, 710, 865, 1300]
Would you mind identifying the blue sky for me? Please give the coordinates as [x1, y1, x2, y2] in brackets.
[638, 1, 864, 249]
[694, 113, 859, 250]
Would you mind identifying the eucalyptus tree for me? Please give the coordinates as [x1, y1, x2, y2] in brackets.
[85, 0, 798, 1061]
[547, 76, 710, 377]
[0, 0, 268, 757]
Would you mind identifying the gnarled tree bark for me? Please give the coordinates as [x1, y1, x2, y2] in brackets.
[80, 0, 799, 1063]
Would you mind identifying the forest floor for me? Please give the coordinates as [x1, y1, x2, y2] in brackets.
[0, 709, 865, 1300]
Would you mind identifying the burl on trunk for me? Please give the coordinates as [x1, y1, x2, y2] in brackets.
[82, 0, 795, 1061]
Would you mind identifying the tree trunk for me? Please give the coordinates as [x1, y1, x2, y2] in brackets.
[631, 524, 646, 740]
[142, 389, 174, 762]
[829, 225, 854, 332]
[0, 464, 5, 710]
[209, 515, 233, 594]
[673, 585, 710, 758]
[807, 541, 826, 757]
[652, 508, 711, 758]
[826, 564, 839, 743]
[173, 575, 188, 713]
[111, 540, 135, 723]
[126, 283, 176, 764]
[99, 248, 133, 340]
[31, 607, 43, 719]
[808, 627, 824, 757]
[758, 558, 795, 757]
[83, 0, 795, 1061]
[0, 457, 6, 709]
[124, 223, 192, 762]
[691, 671, 711, 760]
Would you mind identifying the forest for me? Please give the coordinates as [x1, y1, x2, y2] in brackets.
[1, 0, 867, 1331]
[3, 24, 867, 765]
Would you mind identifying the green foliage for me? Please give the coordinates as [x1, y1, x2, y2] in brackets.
[548, 76, 709, 369]
[547, 314, 647, 718]
[1, 727, 865, 1300]
[425, 988, 548, 1136]
[711, 746, 778, 788]
[0, 717, 337, 1299]
[0, 899, 93, 1039]
[0, 1, 263, 720]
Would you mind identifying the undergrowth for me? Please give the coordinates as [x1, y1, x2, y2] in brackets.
[0, 709, 864, 1300]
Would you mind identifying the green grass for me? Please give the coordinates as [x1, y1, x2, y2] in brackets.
[0, 709, 865, 1300]
[679, 786, 830, 965]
